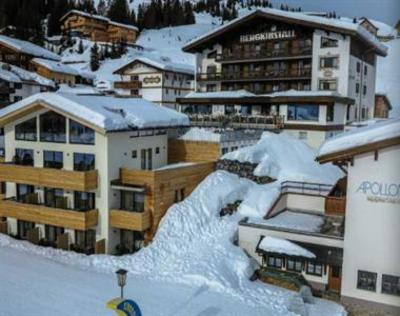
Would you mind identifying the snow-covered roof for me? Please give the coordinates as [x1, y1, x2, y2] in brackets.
[60, 10, 138, 31]
[114, 56, 194, 75]
[0, 35, 61, 61]
[261, 90, 347, 98]
[317, 118, 400, 161]
[179, 127, 221, 142]
[258, 236, 316, 258]
[250, 210, 324, 233]
[0, 63, 55, 87]
[0, 92, 189, 132]
[32, 58, 80, 76]
[183, 8, 387, 56]
[184, 90, 255, 99]
[376, 38, 400, 118]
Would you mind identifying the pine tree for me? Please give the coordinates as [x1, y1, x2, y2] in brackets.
[97, 0, 108, 15]
[90, 42, 100, 71]
[108, 0, 130, 24]
[78, 39, 84, 54]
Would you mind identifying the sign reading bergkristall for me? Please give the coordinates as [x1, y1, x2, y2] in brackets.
[240, 30, 296, 43]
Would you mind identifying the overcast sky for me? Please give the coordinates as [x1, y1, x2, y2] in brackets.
[272, 0, 400, 25]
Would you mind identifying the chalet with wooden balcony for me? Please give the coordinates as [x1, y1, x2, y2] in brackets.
[113, 56, 194, 110]
[0, 91, 194, 255]
[179, 8, 387, 148]
[60, 10, 139, 44]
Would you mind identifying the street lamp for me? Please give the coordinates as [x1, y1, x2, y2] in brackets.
[116, 269, 128, 299]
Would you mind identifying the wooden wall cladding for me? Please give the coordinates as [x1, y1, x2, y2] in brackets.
[168, 139, 221, 163]
[109, 210, 151, 232]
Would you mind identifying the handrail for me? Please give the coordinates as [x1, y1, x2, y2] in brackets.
[280, 181, 332, 196]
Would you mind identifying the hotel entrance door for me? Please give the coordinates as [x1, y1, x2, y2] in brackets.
[328, 265, 342, 292]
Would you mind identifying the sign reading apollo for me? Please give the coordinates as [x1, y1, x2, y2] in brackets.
[240, 30, 296, 43]
[356, 181, 400, 204]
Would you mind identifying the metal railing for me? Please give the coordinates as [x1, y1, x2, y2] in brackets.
[188, 114, 285, 129]
[281, 181, 333, 196]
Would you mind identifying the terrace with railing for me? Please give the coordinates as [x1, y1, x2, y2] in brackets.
[188, 114, 285, 129]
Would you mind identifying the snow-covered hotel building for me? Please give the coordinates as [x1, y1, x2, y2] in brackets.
[238, 119, 400, 313]
[0, 93, 214, 255]
[179, 9, 387, 148]
[113, 56, 194, 110]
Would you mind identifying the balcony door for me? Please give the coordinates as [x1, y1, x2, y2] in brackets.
[140, 148, 152, 170]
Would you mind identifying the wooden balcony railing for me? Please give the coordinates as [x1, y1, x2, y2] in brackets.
[114, 81, 142, 89]
[0, 163, 98, 191]
[197, 68, 311, 81]
[188, 114, 285, 129]
[216, 47, 313, 62]
[0, 198, 98, 230]
[109, 209, 151, 231]
[325, 196, 346, 215]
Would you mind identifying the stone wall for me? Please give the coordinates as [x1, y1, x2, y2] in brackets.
[216, 159, 273, 184]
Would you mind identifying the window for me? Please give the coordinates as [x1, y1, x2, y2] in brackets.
[130, 75, 139, 81]
[174, 188, 185, 202]
[321, 37, 338, 48]
[319, 79, 337, 91]
[15, 118, 37, 141]
[120, 230, 144, 253]
[382, 274, 400, 296]
[45, 225, 64, 242]
[222, 147, 229, 155]
[299, 131, 308, 140]
[320, 57, 339, 69]
[357, 270, 377, 291]
[131, 150, 137, 159]
[326, 106, 335, 122]
[206, 84, 217, 92]
[267, 255, 284, 268]
[355, 83, 360, 94]
[288, 105, 319, 121]
[140, 148, 152, 170]
[74, 191, 95, 211]
[287, 258, 303, 272]
[40, 111, 66, 143]
[17, 220, 35, 239]
[75, 229, 95, 249]
[13, 96, 22, 102]
[120, 191, 144, 212]
[69, 120, 95, 145]
[44, 151, 63, 169]
[14, 148, 34, 166]
[364, 65, 368, 76]
[306, 261, 323, 276]
[155, 147, 160, 154]
[44, 188, 64, 208]
[73, 153, 95, 171]
[356, 62, 361, 73]
[16, 184, 34, 202]
[14, 82, 22, 89]
[231, 146, 238, 151]
[363, 85, 367, 96]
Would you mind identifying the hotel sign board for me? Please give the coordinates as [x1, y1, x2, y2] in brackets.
[240, 30, 296, 43]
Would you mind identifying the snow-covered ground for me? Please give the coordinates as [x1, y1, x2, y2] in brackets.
[0, 132, 345, 316]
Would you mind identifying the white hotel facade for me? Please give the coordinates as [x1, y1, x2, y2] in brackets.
[178, 8, 387, 148]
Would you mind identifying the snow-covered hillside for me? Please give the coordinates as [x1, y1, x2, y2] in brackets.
[376, 38, 400, 118]
[0, 132, 344, 316]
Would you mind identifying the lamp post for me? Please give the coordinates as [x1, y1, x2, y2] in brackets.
[116, 269, 128, 299]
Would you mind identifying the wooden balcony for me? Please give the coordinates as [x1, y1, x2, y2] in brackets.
[0, 163, 98, 191]
[216, 47, 313, 63]
[109, 209, 151, 231]
[325, 197, 346, 216]
[114, 81, 142, 89]
[197, 68, 311, 82]
[0, 198, 98, 230]
[189, 114, 285, 129]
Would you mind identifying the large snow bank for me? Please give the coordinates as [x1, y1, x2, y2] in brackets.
[318, 118, 400, 157]
[0, 92, 189, 131]
[224, 132, 342, 183]
[258, 236, 316, 258]
[179, 127, 221, 142]
[376, 38, 400, 118]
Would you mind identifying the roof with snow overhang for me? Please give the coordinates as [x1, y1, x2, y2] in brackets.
[31, 58, 80, 76]
[0, 35, 61, 61]
[183, 8, 387, 56]
[0, 62, 55, 87]
[257, 236, 316, 258]
[317, 118, 400, 163]
[113, 56, 194, 76]
[0, 92, 189, 133]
